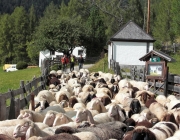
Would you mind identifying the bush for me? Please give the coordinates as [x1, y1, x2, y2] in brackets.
[50, 64, 62, 71]
[16, 61, 28, 70]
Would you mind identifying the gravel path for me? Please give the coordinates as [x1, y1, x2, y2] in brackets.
[65, 64, 94, 73]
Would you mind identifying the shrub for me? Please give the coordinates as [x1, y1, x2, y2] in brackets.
[16, 61, 28, 70]
[50, 64, 62, 71]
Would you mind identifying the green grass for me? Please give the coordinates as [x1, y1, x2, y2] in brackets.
[88, 55, 114, 74]
[0, 66, 41, 93]
[168, 52, 180, 75]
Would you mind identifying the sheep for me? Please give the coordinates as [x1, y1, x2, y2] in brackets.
[149, 102, 168, 121]
[82, 84, 95, 93]
[13, 120, 56, 140]
[129, 98, 141, 114]
[130, 126, 156, 140]
[0, 119, 30, 127]
[76, 103, 126, 125]
[165, 130, 180, 140]
[129, 121, 178, 140]
[170, 108, 180, 126]
[140, 108, 156, 120]
[131, 114, 148, 123]
[114, 92, 132, 106]
[30, 90, 56, 111]
[78, 91, 96, 104]
[55, 93, 69, 104]
[73, 131, 101, 140]
[52, 113, 73, 127]
[38, 133, 81, 140]
[0, 134, 15, 140]
[96, 87, 113, 99]
[39, 105, 66, 114]
[118, 79, 132, 90]
[0, 119, 48, 140]
[73, 102, 86, 110]
[149, 121, 178, 140]
[42, 110, 59, 127]
[156, 94, 168, 106]
[129, 80, 149, 91]
[99, 95, 112, 106]
[0, 126, 18, 140]
[167, 99, 180, 111]
[69, 96, 79, 108]
[55, 121, 128, 140]
[59, 100, 69, 108]
[135, 90, 155, 105]
[86, 98, 107, 113]
[17, 109, 46, 122]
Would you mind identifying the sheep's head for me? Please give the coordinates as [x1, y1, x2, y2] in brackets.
[130, 99, 141, 114]
[13, 120, 33, 139]
[43, 111, 57, 127]
[35, 100, 49, 111]
[17, 110, 33, 121]
[53, 113, 71, 126]
[108, 103, 126, 122]
[132, 126, 156, 140]
[75, 109, 88, 123]
[59, 100, 68, 108]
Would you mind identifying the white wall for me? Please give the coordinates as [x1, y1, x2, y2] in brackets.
[108, 41, 153, 66]
[72, 46, 86, 58]
[39, 50, 63, 67]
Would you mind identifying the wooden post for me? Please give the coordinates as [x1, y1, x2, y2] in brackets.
[153, 79, 156, 92]
[0, 95, 6, 121]
[8, 89, 16, 119]
[164, 67, 169, 97]
[31, 93, 35, 111]
[15, 98, 20, 118]
[147, 0, 151, 33]
[20, 80, 25, 99]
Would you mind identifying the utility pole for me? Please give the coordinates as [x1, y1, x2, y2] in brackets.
[147, 0, 150, 33]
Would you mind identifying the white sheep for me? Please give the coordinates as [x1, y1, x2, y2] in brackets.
[149, 102, 168, 121]
[17, 109, 46, 122]
[86, 98, 107, 113]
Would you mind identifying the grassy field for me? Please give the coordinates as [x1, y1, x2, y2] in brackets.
[168, 52, 180, 75]
[0, 66, 41, 93]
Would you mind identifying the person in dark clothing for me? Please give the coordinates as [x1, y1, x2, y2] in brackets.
[70, 54, 75, 72]
[78, 54, 84, 70]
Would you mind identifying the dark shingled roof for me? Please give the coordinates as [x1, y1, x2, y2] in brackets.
[139, 50, 176, 62]
[110, 20, 155, 42]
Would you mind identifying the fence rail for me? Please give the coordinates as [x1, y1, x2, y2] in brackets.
[110, 59, 180, 95]
[0, 69, 48, 121]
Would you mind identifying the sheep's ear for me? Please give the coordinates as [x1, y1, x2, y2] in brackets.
[25, 125, 33, 140]
[117, 106, 126, 122]
[99, 101, 107, 113]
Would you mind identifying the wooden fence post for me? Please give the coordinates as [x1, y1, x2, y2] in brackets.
[164, 67, 169, 97]
[8, 89, 16, 120]
[20, 80, 25, 99]
[0, 95, 6, 121]
[31, 93, 35, 111]
[15, 98, 20, 118]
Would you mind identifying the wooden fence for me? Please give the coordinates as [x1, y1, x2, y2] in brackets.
[110, 59, 180, 96]
[0, 68, 48, 121]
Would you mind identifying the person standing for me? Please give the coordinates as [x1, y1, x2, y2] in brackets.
[78, 54, 84, 70]
[70, 54, 75, 72]
[61, 54, 69, 71]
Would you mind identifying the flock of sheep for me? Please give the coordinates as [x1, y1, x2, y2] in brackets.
[1, 68, 180, 140]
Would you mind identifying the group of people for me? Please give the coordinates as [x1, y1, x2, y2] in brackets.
[61, 54, 84, 72]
